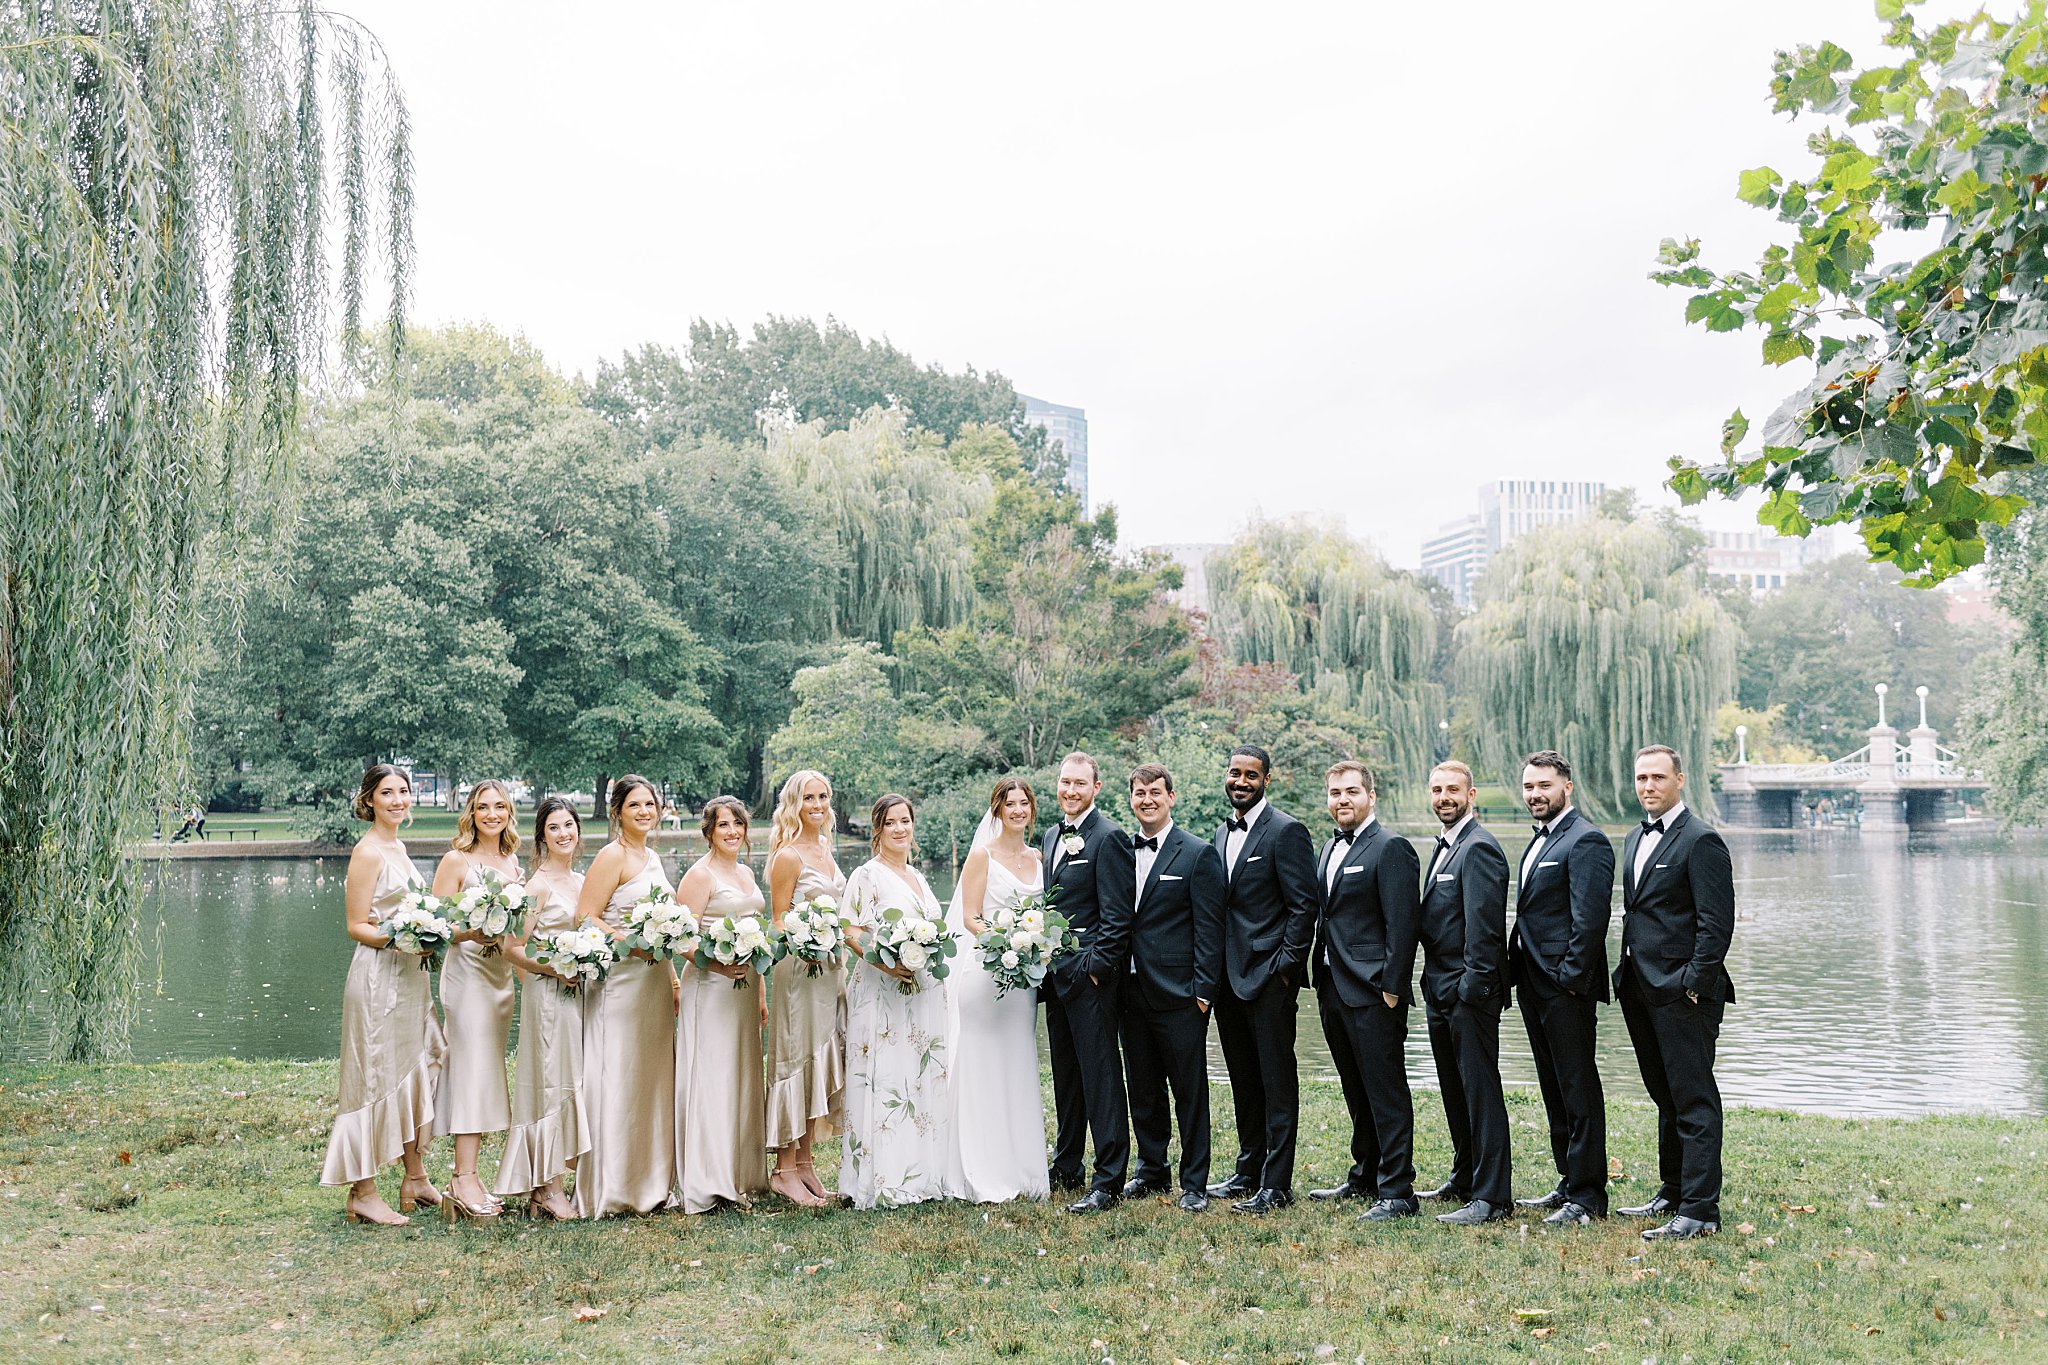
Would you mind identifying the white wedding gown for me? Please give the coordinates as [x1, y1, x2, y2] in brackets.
[944, 853, 1052, 1203]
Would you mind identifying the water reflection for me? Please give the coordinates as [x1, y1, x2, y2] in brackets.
[126, 830, 2048, 1118]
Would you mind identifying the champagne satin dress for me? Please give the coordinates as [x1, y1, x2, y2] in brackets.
[321, 844, 446, 1185]
[434, 859, 516, 1139]
[765, 857, 846, 1150]
[673, 879, 769, 1212]
[492, 867, 590, 1199]
[576, 847, 678, 1217]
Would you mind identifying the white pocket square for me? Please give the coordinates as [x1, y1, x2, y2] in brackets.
[1538, 860, 1559, 868]
[1067, 858, 1089, 866]
[1654, 862, 1669, 869]
[1247, 855, 1263, 863]
[1159, 873, 1183, 881]
[1434, 874, 1455, 882]
[1342, 865, 1364, 875]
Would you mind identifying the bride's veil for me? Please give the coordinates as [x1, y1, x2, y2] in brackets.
[944, 809, 1004, 934]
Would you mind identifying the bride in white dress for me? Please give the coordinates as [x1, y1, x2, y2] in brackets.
[943, 777, 1052, 1203]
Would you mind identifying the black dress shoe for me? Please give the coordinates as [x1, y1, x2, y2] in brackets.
[1435, 1199, 1511, 1226]
[1177, 1191, 1210, 1213]
[1641, 1215, 1717, 1240]
[1541, 1201, 1598, 1227]
[1616, 1194, 1678, 1219]
[1417, 1179, 1467, 1202]
[1049, 1168, 1086, 1193]
[1064, 1189, 1118, 1214]
[1122, 1177, 1170, 1200]
[1514, 1187, 1568, 1211]
[1358, 1197, 1420, 1222]
[1231, 1188, 1292, 1215]
[1308, 1181, 1369, 1202]
[1206, 1174, 1255, 1199]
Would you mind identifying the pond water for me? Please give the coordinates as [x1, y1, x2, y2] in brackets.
[122, 829, 2048, 1119]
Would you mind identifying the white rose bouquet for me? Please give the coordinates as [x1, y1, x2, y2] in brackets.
[449, 867, 529, 951]
[380, 892, 456, 969]
[692, 912, 782, 990]
[975, 887, 1081, 998]
[781, 895, 846, 977]
[621, 886, 701, 963]
[526, 925, 616, 991]
[860, 902, 957, 996]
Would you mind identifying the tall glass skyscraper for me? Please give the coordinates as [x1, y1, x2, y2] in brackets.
[1021, 394, 1089, 516]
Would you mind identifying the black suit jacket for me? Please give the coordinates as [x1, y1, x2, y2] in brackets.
[1213, 804, 1320, 999]
[1311, 821, 1421, 1008]
[1128, 824, 1227, 1010]
[1616, 806, 1737, 1006]
[1509, 808, 1615, 1001]
[1041, 807, 1136, 998]
[1418, 818, 1510, 1010]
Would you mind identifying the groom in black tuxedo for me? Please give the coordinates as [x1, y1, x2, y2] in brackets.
[1206, 744, 1320, 1214]
[1615, 744, 1735, 1241]
[1119, 762, 1226, 1212]
[1042, 751, 1137, 1212]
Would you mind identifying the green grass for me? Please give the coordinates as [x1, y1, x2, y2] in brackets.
[2, 1063, 2042, 1361]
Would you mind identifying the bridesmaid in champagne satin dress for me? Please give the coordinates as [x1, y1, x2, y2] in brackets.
[431, 780, 521, 1219]
[493, 797, 590, 1219]
[575, 775, 678, 1217]
[671, 796, 769, 1213]
[321, 765, 446, 1225]
[764, 769, 845, 1207]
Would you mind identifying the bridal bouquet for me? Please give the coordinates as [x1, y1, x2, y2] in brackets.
[861, 903, 957, 995]
[975, 888, 1081, 998]
[781, 895, 846, 977]
[380, 892, 456, 969]
[621, 886, 701, 963]
[527, 924, 616, 991]
[450, 867, 528, 948]
[692, 912, 781, 989]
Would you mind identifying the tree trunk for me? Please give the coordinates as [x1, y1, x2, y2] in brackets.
[594, 773, 609, 828]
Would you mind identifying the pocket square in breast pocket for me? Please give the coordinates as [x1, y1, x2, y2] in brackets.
[1342, 865, 1364, 875]
[1434, 874, 1455, 882]
[1159, 873, 1183, 881]
[1538, 860, 1559, 868]
[1246, 855, 1263, 863]
[1067, 858, 1089, 866]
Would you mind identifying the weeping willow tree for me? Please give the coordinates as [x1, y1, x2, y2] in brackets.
[0, 5, 411, 1059]
[1455, 512, 1739, 820]
[769, 408, 986, 647]
[1205, 517, 1442, 795]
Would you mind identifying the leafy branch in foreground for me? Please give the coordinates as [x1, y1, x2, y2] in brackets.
[1656, 0, 2048, 583]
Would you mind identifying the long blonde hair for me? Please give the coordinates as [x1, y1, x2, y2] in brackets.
[453, 779, 521, 857]
[770, 769, 834, 856]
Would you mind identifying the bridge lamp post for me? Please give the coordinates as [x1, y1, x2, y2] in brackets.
[1876, 682, 1888, 727]
[1916, 685, 1929, 729]
[1735, 724, 1748, 765]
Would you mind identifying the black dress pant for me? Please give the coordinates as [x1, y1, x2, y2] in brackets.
[1044, 975, 1129, 1196]
[1214, 976, 1300, 1191]
[1118, 988, 1212, 1193]
[1424, 994, 1512, 1208]
[1617, 961, 1724, 1223]
[1317, 986, 1415, 1200]
[1515, 967, 1608, 1213]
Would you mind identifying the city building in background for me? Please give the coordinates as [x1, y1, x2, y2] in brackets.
[1148, 542, 1225, 614]
[1419, 479, 1608, 606]
[1021, 394, 1089, 516]
[1704, 525, 1839, 594]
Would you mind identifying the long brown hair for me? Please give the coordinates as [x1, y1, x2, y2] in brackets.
[699, 795, 751, 855]
[352, 764, 409, 822]
[453, 779, 521, 857]
[868, 793, 914, 856]
[988, 775, 1037, 825]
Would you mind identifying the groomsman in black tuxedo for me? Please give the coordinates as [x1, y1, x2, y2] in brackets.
[1042, 751, 1137, 1212]
[1509, 750, 1616, 1228]
[1412, 760, 1515, 1227]
[1118, 762, 1227, 1212]
[1206, 744, 1320, 1215]
[1615, 744, 1735, 1241]
[1307, 760, 1422, 1222]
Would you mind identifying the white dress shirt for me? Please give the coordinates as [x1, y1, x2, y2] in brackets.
[1522, 805, 1575, 882]
[1224, 798, 1267, 875]
[1633, 801, 1685, 885]
[1325, 814, 1375, 892]
[1134, 820, 1172, 896]
[1055, 805, 1095, 867]
[1429, 810, 1474, 879]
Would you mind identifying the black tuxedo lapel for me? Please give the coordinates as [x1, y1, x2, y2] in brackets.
[1427, 819, 1473, 883]
[1139, 828, 1182, 907]
[1518, 808, 1578, 910]
[1620, 825, 1641, 905]
[1042, 824, 1059, 884]
[1626, 807, 1691, 903]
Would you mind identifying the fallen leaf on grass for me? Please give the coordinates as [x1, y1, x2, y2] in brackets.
[1585, 1345, 1610, 1355]
[1513, 1309, 1552, 1321]
[116, 1152, 131, 1166]
[1243, 1306, 1265, 1316]
[268, 1321, 286, 1332]
[1736, 1222, 1756, 1234]
[1934, 1308, 1949, 1321]
[572, 1305, 606, 1323]
[1865, 1327, 1882, 1336]
[1531, 1327, 1554, 1339]
[800, 1264, 822, 1275]
[1782, 1204, 1817, 1214]
[687, 1259, 703, 1268]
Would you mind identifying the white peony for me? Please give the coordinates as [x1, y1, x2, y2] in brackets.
[911, 918, 939, 945]
[503, 884, 526, 908]
[1020, 909, 1045, 933]
[786, 920, 813, 944]
[994, 907, 1016, 930]
[459, 888, 485, 912]
[813, 894, 837, 910]
[1000, 950, 1021, 969]
[1009, 930, 1032, 952]
[899, 941, 930, 971]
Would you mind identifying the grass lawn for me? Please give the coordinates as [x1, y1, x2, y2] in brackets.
[1, 1063, 2042, 1362]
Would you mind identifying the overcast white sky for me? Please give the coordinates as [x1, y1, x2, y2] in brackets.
[336, 0, 1971, 566]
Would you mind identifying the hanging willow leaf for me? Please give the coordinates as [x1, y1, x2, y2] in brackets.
[0, 5, 411, 1060]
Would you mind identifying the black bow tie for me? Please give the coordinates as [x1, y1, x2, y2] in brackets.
[1227, 816, 1249, 832]
[1531, 822, 1552, 839]
[1133, 835, 1159, 852]
[1434, 835, 1451, 851]
[1059, 823, 1081, 837]
[1333, 828, 1355, 845]
[1641, 818, 1666, 835]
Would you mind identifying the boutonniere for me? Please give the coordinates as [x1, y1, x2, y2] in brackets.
[1060, 832, 1085, 858]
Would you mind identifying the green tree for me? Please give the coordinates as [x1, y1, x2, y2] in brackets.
[1654, 2, 2048, 581]
[1204, 518, 1442, 796]
[1455, 511, 1741, 818]
[0, 6, 410, 1058]
[1958, 467, 2048, 821]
